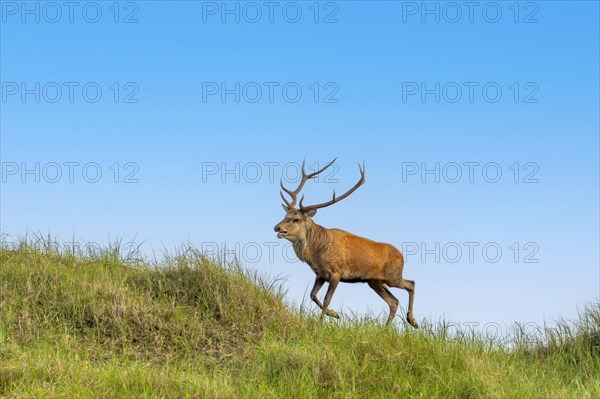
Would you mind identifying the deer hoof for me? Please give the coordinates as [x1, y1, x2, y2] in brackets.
[326, 310, 340, 319]
[407, 314, 418, 328]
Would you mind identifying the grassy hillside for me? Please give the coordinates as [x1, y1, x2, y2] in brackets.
[1, 243, 599, 398]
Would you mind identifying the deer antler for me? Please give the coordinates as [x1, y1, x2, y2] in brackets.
[280, 158, 337, 209]
[280, 159, 365, 212]
[299, 162, 365, 212]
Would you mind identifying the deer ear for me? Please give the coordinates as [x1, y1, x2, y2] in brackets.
[282, 204, 290, 212]
[304, 209, 317, 217]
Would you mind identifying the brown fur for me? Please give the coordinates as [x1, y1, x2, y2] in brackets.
[274, 192, 418, 328]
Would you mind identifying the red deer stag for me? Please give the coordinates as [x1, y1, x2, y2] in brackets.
[274, 159, 417, 327]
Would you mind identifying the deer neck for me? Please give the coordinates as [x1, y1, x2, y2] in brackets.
[292, 219, 327, 264]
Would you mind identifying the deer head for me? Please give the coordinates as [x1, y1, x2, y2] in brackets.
[274, 159, 365, 241]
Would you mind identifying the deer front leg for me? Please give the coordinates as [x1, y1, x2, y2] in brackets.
[310, 276, 339, 318]
[320, 275, 340, 320]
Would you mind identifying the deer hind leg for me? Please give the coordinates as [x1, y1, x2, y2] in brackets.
[368, 281, 399, 326]
[310, 277, 339, 319]
[391, 279, 418, 328]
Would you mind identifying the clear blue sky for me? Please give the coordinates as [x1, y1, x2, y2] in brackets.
[1, 1, 598, 335]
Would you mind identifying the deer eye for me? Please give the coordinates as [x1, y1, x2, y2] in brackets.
[292, 218, 300, 223]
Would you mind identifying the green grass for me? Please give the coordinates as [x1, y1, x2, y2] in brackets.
[1, 241, 598, 398]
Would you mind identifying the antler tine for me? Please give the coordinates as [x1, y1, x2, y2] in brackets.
[280, 179, 294, 196]
[304, 157, 337, 179]
[280, 158, 338, 209]
[280, 178, 296, 208]
[295, 157, 337, 195]
[300, 162, 365, 212]
[294, 159, 310, 194]
[280, 189, 292, 208]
